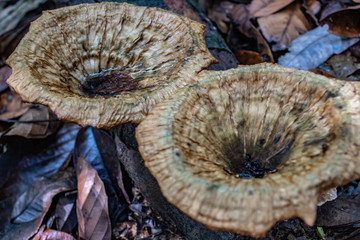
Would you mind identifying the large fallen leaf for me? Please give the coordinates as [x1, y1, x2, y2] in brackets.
[76, 157, 111, 240]
[320, 5, 360, 38]
[55, 191, 77, 233]
[278, 25, 359, 70]
[5, 105, 60, 139]
[0, 124, 80, 238]
[258, 2, 312, 51]
[11, 168, 76, 223]
[73, 127, 128, 222]
[248, 0, 294, 17]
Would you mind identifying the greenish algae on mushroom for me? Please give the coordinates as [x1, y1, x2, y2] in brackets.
[6, 2, 216, 129]
[136, 63, 360, 237]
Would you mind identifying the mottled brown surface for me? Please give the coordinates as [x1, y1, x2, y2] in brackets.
[7, 2, 216, 129]
[136, 63, 360, 237]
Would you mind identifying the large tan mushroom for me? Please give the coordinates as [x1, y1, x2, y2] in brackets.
[6, 2, 216, 129]
[136, 63, 360, 237]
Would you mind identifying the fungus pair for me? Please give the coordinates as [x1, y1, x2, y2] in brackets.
[7, 2, 360, 237]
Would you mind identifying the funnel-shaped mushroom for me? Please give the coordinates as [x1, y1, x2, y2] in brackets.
[136, 63, 360, 237]
[6, 2, 216, 129]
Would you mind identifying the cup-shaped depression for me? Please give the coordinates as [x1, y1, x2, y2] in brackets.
[136, 63, 360, 237]
[7, 2, 216, 128]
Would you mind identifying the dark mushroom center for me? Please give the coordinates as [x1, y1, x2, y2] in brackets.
[222, 133, 295, 179]
[81, 69, 138, 97]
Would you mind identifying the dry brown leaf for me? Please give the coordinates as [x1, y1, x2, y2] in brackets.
[76, 157, 111, 240]
[258, 2, 313, 51]
[5, 105, 60, 139]
[248, 0, 295, 18]
[234, 50, 264, 65]
[320, 5, 360, 38]
[0, 90, 31, 120]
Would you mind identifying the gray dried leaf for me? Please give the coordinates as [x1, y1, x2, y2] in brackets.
[278, 25, 359, 70]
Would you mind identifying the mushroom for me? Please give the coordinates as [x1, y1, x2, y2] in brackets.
[136, 63, 360, 237]
[6, 2, 216, 129]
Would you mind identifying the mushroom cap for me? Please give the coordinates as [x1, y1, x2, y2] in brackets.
[6, 2, 216, 129]
[136, 63, 360, 237]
